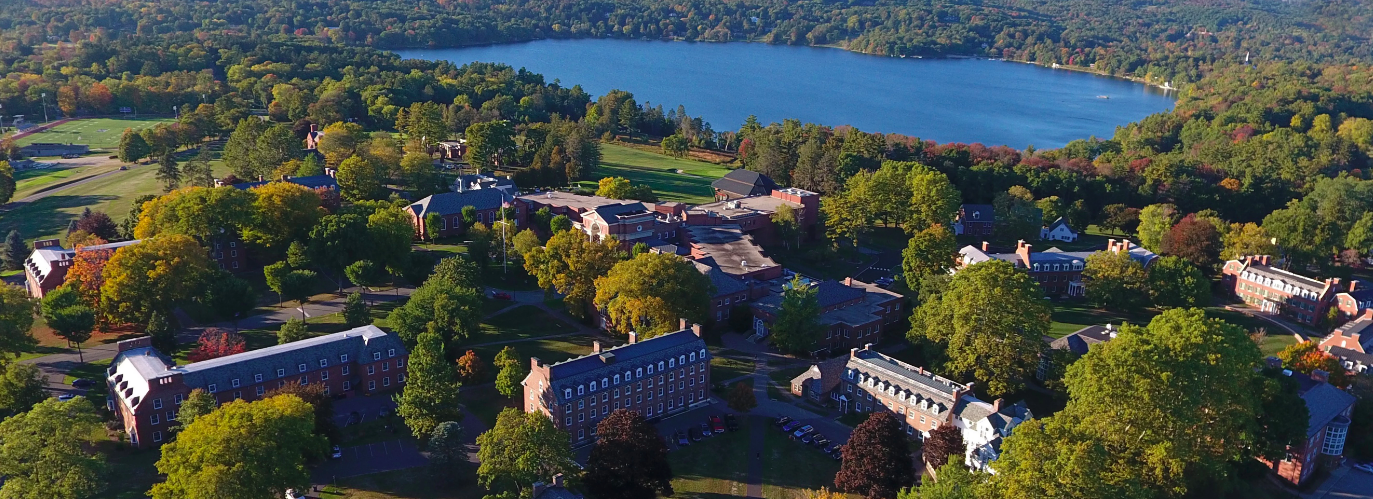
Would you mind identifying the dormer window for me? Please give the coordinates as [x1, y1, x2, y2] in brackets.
[700, 348, 707, 359]
[577, 386, 585, 396]
[319, 359, 328, 368]
[658, 361, 665, 371]
[647, 365, 654, 375]
[298, 363, 308, 373]
[340, 354, 349, 362]
[388, 349, 396, 357]
[601, 378, 608, 389]
[231, 379, 241, 388]
[277, 368, 286, 377]
[255, 374, 263, 383]
[208, 384, 218, 393]
[564, 388, 573, 399]
[373, 352, 382, 361]
[669, 358, 676, 368]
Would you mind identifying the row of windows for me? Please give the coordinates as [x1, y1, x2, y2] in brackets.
[568, 390, 706, 437]
[564, 350, 708, 399]
[827, 325, 878, 340]
[568, 374, 705, 412]
[149, 375, 410, 430]
[202, 353, 401, 393]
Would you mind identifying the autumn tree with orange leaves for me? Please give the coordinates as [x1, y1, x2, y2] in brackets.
[186, 328, 247, 362]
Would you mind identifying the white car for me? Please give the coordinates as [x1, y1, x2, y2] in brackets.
[1354, 462, 1373, 474]
[331, 446, 342, 459]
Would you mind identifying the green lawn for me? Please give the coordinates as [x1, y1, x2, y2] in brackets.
[460, 305, 579, 347]
[470, 335, 611, 374]
[1258, 333, 1299, 356]
[14, 117, 174, 152]
[710, 349, 755, 384]
[1048, 301, 1158, 338]
[760, 426, 849, 499]
[572, 143, 733, 203]
[669, 420, 753, 498]
[768, 364, 812, 387]
[323, 462, 484, 499]
[459, 384, 518, 429]
[94, 444, 162, 499]
[11, 163, 119, 199]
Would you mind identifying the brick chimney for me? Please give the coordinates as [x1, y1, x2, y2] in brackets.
[691, 323, 702, 338]
[592, 341, 601, 354]
[992, 398, 1003, 413]
[1258, 255, 1271, 266]
[680, 318, 688, 330]
[981, 241, 991, 252]
[1106, 238, 1116, 252]
[628, 332, 638, 344]
[1016, 240, 1033, 268]
[850, 347, 860, 359]
[1120, 240, 1131, 252]
[844, 277, 853, 286]
[531, 481, 546, 499]
[552, 473, 565, 488]
[117, 336, 154, 353]
[1311, 369, 1329, 384]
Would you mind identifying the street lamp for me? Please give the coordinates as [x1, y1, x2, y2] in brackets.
[40, 92, 49, 124]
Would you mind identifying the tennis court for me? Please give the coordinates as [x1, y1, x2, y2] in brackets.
[13, 117, 175, 151]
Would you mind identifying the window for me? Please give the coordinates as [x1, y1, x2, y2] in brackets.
[578, 429, 585, 440]
[151, 414, 161, 425]
[368, 380, 376, 390]
[208, 384, 217, 393]
[174, 394, 183, 405]
[388, 348, 396, 357]
[578, 400, 585, 409]
[578, 385, 585, 396]
[319, 359, 328, 368]
[234, 391, 242, 400]
[382, 362, 390, 372]
[566, 416, 573, 426]
[565, 388, 573, 399]
[153, 398, 163, 410]
[254, 374, 263, 383]
[232, 261, 240, 269]
[340, 354, 349, 362]
[636, 368, 643, 378]
[277, 368, 286, 377]
[321, 371, 329, 380]
[658, 361, 665, 371]
[299, 376, 308, 385]
[647, 364, 654, 375]
[383, 377, 391, 387]
[669, 358, 676, 368]
[231, 379, 240, 388]
[578, 413, 585, 422]
[614, 374, 621, 384]
[298, 363, 307, 373]
[256, 386, 265, 396]
[230, 250, 238, 258]
[398, 374, 406, 383]
[343, 381, 351, 390]
[367, 366, 375, 375]
[153, 431, 163, 443]
[397, 358, 404, 367]
[374, 352, 382, 361]
[341, 365, 350, 375]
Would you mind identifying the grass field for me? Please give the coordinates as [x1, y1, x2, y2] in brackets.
[11, 163, 120, 200]
[14, 117, 174, 152]
[573, 144, 734, 203]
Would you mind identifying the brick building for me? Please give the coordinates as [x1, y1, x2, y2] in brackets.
[953, 204, 995, 236]
[1333, 280, 1373, 320]
[106, 325, 408, 448]
[408, 188, 520, 239]
[685, 187, 819, 246]
[522, 321, 710, 445]
[1318, 311, 1373, 374]
[517, 191, 686, 248]
[789, 345, 1030, 471]
[751, 277, 903, 356]
[1258, 363, 1355, 486]
[23, 239, 140, 298]
[683, 225, 783, 282]
[957, 239, 1157, 297]
[1221, 256, 1341, 325]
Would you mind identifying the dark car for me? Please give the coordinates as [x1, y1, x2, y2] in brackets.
[676, 430, 690, 447]
[782, 421, 802, 432]
[825, 443, 843, 455]
[689, 427, 702, 442]
[70, 378, 93, 389]
[710, 415, 726, 434]
[813, 436, 830, 447]
[792, 425, 815, 438]
[699, 422, 713, 437]
[331, 445, 342, 459]
[800, 433, 815, 444]
[491, 291, 513, 300]
[726, 414, 740, 431]
[775, 416, 792, 427]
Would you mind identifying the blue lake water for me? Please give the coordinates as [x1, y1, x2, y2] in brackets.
[397, 39, 1176, 149]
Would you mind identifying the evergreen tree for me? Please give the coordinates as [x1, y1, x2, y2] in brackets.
[428, 421, 465, 483]
[156, 153, 181, 193]
[1, 230, 26, 271]
[182, 146, 214, 188]
[395, 330, 462, 439]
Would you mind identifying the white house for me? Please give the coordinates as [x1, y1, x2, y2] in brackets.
[955, 397, 1032, 473]
[1040, 217, 1079, 242]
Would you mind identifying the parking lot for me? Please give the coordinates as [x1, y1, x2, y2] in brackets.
[650, 402, 850, 456]
[312, 395, 428, 482]
[1318, 465, 1373, 499]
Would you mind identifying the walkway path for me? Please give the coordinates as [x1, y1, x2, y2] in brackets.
[1223, 305, 1307, 340]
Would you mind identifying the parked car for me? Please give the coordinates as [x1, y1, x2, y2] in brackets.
[57, 394, 74, 402]
[699, 422, 713, 437]
[710, 415, 726, 434]
[676, 430, 690, 447]
[825, 443, 843, 455]
[1355, 462, 1373, 474]
[689, 427, 702, 442]
[813, 436, 830, 447]
[70, 378, 93, 389]
[331, 445, 342, 459]
[782, 421, 802, 432]
[874, 276, 895, 288]
[491, 291, 513, 300]
[792, 425, 815, 438]
[774, 416, 792, 427]
[726, 414, 740, 431]
[801, 433, 815, 444]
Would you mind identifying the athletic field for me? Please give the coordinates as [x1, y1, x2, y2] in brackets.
[13, 117, 175, 152]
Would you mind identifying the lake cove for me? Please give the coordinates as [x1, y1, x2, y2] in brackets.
[397, 39, 1176, 149]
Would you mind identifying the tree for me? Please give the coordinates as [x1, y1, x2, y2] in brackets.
[397, 330, 463, 439]
[906, 167, 961, 232]
[101, 234, 214, 325]
[771, 276, 825, 354]
[0, 397, 105, 499]
[494, 346, 526, 398]
[0, 363, 48, 416]
[203, 274, 257, 325]
[296, 154, 325, 177]
[835, 411, 915, 499]
[456, 350, 487, 385]
[901, 225, 957, 289]
[133, 187, 255, 241]
[476, 408, 579, 497]
[156, 153, 181, 192]
[585, 409, 674, 499]
[900, 462, 986, 499]
[335, 155, 384, 201]
[65, 244, 114, 309]
[40, 287, 95, 360]
[431, 255, 483, 289]
[596, 176, 635, 199]
[1035, 196, 1064, 224]
[550, 215, 573, 233]
[772, 204, 801, 249]
[74, 210, 120, 241]
[146, 310, 178, 354]
[1136, 203, 1177, 253]
[386, 278, 484, 346]
[345, 260, 386, 292]
[1276, 341, 1351, 387]
[118, 128, 151, 164]
[1066, 199, 1092, 232]
[1, 230, 25, 271]
[176, 389, 216, 430]
[316, 122, 370, 166]
[367, 207, 416, 271]
[921, 424, 965, 470]
[594, 253, 712, 338]
[823, 187, 873, 248]
[909, 260, 1049, 396]
[512, 229, 542, 264]
[223, 118, 270, 177]
[182, 146, 214, 188]
[1160, 213, 1221, 269]
[656, 133, 689, 157]
[1082, 250, 1148, 311]
[151, 395, 325, 499]
[243, 181, 325, 253]
[428, 421, 466, 483]
[186, 328, 246, 362]
[524, 230, 623, 319]
[466, 120, 516, 170]
[308, 213, 370, 287]
[279, 317, 310, 344]
[0, 162, 11, 206]
[1146, 256, 1210, 308]
[400, 151, 441, 197]
[1099, 204, 1141, 235]
[993, 186, 1041, 242]
[727, 382, 757, 412]
[1222, 222, 1276, 261]
[0, 285, 36, 359]
[340, 291, 370, 327]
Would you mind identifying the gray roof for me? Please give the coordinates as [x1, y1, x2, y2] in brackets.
[233, 175, 338, 190]
[547, 328, 708, 404]
[1296, 373, 1357, 437]
[1045, 217, 1073, 232]
[410, 189, 514, 217]
[1046, 325, 1116, 355]
[1241, 263, 1326, 294]
[960, 204, 995, 223]
[591, 202, 652, 223]
[711, 169, 777, 197]
[850, 349, 962, 398]
[814, 280, 866, 308]
[692, 261, 748, 296]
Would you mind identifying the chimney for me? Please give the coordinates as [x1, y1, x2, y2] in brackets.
[680, 318, 688, 330]
[1265, 356, 1283, 369]
[530, 357, 543, 370]
[691, 323, 702, 338]
[1120, 240, 1131, 252]
[552, 473, 565, 488]
[628, 332, 638, 344]
[981, 241, 990, 252]
[1258, 255, 1271, 266]
[592, 341, 601, 354]
[864, 343, 873, 351]
[992, 398, 1003, 413]
[310, 124, 319, 133]
[1311, 369, 1329, 384]
[531, 482, 547, 499]
[850, 347, 860, 359]
[1016, 240, 1033, 268]
[844, 277, 853, 286]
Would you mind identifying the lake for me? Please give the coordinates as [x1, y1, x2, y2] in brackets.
[397, 39, 1176, 149]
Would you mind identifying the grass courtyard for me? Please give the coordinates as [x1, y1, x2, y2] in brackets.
[572, 144, 734, 203]
[14, 117, 175, 152]
[670, 417, 852, 499]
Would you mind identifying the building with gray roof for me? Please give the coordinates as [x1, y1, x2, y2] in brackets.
[1259, 363, 1356, 486]
[958, 239, 1156, 297]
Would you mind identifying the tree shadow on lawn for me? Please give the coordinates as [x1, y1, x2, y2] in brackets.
[0, 194, 117, 241]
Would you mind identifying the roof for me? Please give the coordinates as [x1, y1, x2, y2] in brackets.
[692, 260, 748, 296]
[232, 175, 338, 190]
[958, 242, 1157, 270]
[1329, 316, 1373, 352]
[647, 238, 690, 256]
[590, 202, 652, 223]
[954, 396, 1032, 430]
[1044, 217, 1075, 233]
[814, 280, 866, 308]
[687, 195, 802, 220]
[25, 239, 141, 284]
[1046, 324, 1117, 355]
[959, 204, 995, 223]
[1339, 283, 1373, 304]
[1237, 262, 1327, 294]
[752, 278, 901, 328]
[533, 486, 583, 499]
[456, 173, 516, 193]
[792, 356, 848, 394]
[1294, 372, 1356, 437]
[545, 328, 708, 404]
[711, 169, 777, 197]
[843, 349, 965, 417]
[410, 189, 514, 217]
[685, 225, 776, 277]
[517, 191, 624, 214]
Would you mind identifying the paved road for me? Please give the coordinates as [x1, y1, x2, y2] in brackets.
[1305, 465, 1373, 499]
[1, 156, 126, 210]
